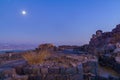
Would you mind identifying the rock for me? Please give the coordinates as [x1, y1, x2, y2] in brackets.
[65, 67, 77, 75]
[0, 68, 16, 79]
[60, 67, 66, 74]
[88, 24, 120, 55]
[40, 67, 48, 74]
[23, 66, 32, 75]
[44, 75, 56, 80]
[4, 77, 13, 80]
[30, 66, 40, 74]
[48, 67, 60, 74]
[98, 54, 120, 74]
[70, 74, 84, 80]
[23, 66, 40, 75]
[28, 75, 42, 80]
[105, 43, 116, 53]
[112, 24, 120, 33]
[12, 62, 27, 75]
[14, 75, 28, 80]
[96, 30, 103, 37]
[58, 45, 79, 51]
[83, 61, 98, 79]
[38, 43, 55, 51]
[92, 34, 97, 39]
[114, 62, 120, 74]
[56, 75, 68, 80]
[115, 57, 120, 63]
[114, 48, 120, 53]
[114, 43, 120, 53]
[77, 64, 83, 74]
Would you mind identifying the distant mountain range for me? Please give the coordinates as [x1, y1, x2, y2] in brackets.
[0, 43, 37, 50]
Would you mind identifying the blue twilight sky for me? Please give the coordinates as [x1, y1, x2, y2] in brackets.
[0, 0, 120, 45]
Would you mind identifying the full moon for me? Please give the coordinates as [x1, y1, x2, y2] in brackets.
[22, 10, 27, 15]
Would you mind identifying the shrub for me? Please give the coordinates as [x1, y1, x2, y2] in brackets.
[23, 50, 50, 65]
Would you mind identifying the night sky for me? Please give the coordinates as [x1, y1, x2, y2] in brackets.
[0, 0, 120, 45]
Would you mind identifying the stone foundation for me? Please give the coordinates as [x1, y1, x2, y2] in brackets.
[0, 60, 99, 80]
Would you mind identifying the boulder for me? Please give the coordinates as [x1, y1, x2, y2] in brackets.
[112, 24, 120, 33]
[96, 30, 103, 37]
[38, 43, 55, 51]
[0, 68, 16, 79]
[14, 75, 28, 80]
[23, 66, 40, 75]
[88, 24, 120, 55]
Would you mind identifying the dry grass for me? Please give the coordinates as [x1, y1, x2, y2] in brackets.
[23, 50, 50, 65]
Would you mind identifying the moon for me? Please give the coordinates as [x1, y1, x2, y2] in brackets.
[22, 10, 27, 15]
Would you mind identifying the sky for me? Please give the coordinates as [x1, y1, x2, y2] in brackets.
[0, 0, 120, 45]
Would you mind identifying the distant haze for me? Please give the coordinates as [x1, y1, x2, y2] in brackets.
[0, 0, 120, 45]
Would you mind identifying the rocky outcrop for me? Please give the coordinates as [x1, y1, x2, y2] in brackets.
[88, 24, 120, 54]
[72, 24, 120, 76]
[87, 24, 120, 74]
[36, 43, 57, 52]
[98, 53, 120, 74]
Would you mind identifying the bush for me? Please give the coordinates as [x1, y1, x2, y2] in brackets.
[23, 50, 50, 65]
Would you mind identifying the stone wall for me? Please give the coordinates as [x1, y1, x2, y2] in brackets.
[99, 54, 120, 74]
[23, 65, 83, 80]
[0, 61, 98, 80]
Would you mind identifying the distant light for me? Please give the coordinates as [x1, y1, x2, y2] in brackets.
[22, 10, 27, 15]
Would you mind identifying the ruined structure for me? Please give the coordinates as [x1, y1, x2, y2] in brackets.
[1, 24, 120, 80]
[88, 24, 120, 75]
[73, 24, 120, 76]
[0, 53, 98, 80]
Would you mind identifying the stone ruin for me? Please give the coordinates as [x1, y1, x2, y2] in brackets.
[87, 24, 120, 76]
[72, 24, 120, 78]
[36, 43, 57, 52]
[0, 52, 99, 80]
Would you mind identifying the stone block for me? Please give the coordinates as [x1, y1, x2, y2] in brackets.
[77, 64, 83, 74]
[40, 68, 48, 74]
[23, 67, 33, 74]
[31, 66, 40, 74]
[65, 67, 77, 75]
[48, 67, 60, 74]
[14, 64, 25, 75]
[28, 75, 42, 80]
[56, 75, 68, 80]
[60, 67, 66, 74]
[23, 65, 40, 75]
[0, 68, 16, 78]
[83, 61, 98, 76]
[14, 75, 28, 80]
[70, 74, 83, 80]
[3, 77, 13, 80]
[44, 75, 56, 80]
